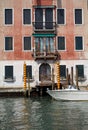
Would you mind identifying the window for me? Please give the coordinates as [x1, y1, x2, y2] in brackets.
[60, 65, 66, 78]
[75, 9, 82, 24]
[57, 37, 65, 50]
[75, 36, 83, 50]
[5, 9, 13, 24]
[76, 65, 84, 78]
[35, 8, 43, 29]
[35, 8, 53, 29]
[5, 66, 13, 79]
[23, 37, 31, 50]
[5, 37, 13, 51]
[57, 9, 65, 24]
[26, 65, 32, 79]
[35, 37, 54, 53]
[23, 9, 31, 24]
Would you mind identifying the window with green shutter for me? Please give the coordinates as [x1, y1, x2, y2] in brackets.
[75, 36, 83, 50]
[58, 37, 65, 50]
[76, 65, 84, 78]
[23, 9, 31, 24]
[26, 65, 32, 79]
[60, 65, 66, 78]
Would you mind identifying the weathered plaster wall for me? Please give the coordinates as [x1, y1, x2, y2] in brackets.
[0, 0, 33, 60]
[0, 0, 88, 88]
[57, 0, 88, 60]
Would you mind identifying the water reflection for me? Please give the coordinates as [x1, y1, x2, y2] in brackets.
[0, 97, 88, 130]
[51, 101, 88, 130]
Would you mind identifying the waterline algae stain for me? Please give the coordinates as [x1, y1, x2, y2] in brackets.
[0, 97, 88, 130]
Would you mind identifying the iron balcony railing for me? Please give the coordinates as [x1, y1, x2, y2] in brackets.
[32, 49, 60, 60]
[32, 22, 56, 32]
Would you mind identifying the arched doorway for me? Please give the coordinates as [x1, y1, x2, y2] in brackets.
[39, 63, 51, 81]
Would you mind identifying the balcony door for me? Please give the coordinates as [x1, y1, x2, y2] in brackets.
[45, 8, 53, 29]
[35, 8, 43, 29]
[39, 63, 51, 81]
[35, 8, 53, 29]
[35, 37, 54, 53]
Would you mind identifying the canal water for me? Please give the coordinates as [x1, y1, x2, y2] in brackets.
[0, 96, 88, 130]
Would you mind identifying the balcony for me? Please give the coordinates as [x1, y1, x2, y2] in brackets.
[32, 49, 60, 60]
[32, 22, 56, 33]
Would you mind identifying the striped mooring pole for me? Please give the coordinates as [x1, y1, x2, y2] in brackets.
[56, 62, 60, 89]
[24, 62, 27, 90]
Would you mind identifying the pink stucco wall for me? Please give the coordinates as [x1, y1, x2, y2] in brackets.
[0, 0, 88, 60]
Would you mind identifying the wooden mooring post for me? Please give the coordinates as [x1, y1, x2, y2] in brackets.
[27, 73, 30, 97]
[76, 67, 79, 89]
[52, 68, 54, 90]
[23, 62, 29, 97]
[56, 62, 60, 89]
[71, 67, 73, 85]
[66, 68, 69, 85]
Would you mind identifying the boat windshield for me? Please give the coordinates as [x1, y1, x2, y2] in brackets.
[68, 85, 76, 90]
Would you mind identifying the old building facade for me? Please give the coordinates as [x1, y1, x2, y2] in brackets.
[0, 0, 88, 89]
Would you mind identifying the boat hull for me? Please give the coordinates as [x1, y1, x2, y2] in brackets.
[47, 90, 88, 101]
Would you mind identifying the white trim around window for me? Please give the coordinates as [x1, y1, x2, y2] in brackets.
[56, 8, 66, 25]
[74, 36, 84, 51]
[4, 8, 14, 26]
[4, 36, 14, 52]
[74, 8, 84, 25]
[22, 8, 32, 26]
[22, 36, 32, 51]
[57, 36, 66, 51]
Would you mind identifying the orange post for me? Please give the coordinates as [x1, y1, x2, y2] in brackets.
[56, 62, 60, 89]
[24, 62, 27, 90]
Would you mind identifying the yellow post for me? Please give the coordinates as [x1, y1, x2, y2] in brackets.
[24, 62, 27, 90]
[28, 73, 30, 96]
[56, 62, 60, 89]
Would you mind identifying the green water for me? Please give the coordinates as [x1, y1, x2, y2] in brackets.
[0, 96, 88, 130]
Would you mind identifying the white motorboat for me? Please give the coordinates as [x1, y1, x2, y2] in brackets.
[47, 85, 88, 101]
